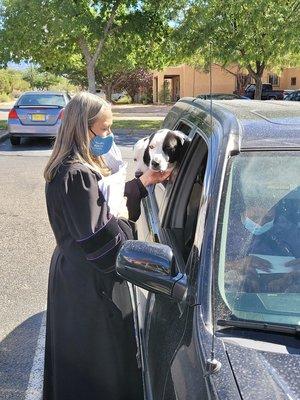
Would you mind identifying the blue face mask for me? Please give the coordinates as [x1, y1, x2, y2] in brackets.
[243, 216, 274, 236]
[90, 130, 114, 156]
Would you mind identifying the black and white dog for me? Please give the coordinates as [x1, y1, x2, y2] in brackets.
[133, 129, 188, 175]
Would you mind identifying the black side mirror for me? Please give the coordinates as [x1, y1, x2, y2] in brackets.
[116, 240, 187, 301]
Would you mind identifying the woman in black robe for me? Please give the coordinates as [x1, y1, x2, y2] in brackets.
[43, 92, 169, 400]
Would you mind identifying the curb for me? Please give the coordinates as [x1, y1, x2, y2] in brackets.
[0, 131, 8, 143]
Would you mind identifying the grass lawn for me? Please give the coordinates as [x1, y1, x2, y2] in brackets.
[0, 120, 7, 130]
[112, 119, 161, 130]
[0, 119, 161, 132]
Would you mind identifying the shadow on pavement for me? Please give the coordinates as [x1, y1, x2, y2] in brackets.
[0, 312, 45, 400]
[114, 132, 148, 148]
[0, 137, 54, 153]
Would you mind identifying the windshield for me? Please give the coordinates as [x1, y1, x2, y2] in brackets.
[18, 93, 66, 107]
[217, 152, 300, 327]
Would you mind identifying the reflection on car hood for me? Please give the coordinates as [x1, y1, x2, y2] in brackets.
[225, 340, 300, 400]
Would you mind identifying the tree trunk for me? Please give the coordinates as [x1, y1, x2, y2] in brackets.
[253, 76, 263, 99]
[247, 61, 265, 100]
[77, 1, 122, 94]
[104, 83, 113, 102]
[87, 61, 96, 94]
[236, 73, 251, 95]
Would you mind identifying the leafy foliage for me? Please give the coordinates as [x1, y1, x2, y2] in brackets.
[22, 67, 59, 90]
[176, 0, 300, 98]
[0, 0, 178, 93]
[0, 69, 30, 98]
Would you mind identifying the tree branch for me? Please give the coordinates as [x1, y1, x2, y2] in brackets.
[247, 63, 257, 78]
[77, 36, 92, 63]
[213, 63, 238, 77]
[92, 0, 122, 64]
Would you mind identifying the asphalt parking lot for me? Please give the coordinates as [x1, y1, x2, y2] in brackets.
[0, 131, 148, 399]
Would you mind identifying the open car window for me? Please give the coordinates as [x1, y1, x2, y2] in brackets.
[216, 151, 300, 327]
[175, 121, 193, 136]
[165, 134, 208, 262]
[152, 126, 191, 211]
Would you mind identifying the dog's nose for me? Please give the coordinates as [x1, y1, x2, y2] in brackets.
[151, 160, 160, 168]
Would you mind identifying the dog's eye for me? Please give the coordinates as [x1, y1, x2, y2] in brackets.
[149, 145, 154, 149]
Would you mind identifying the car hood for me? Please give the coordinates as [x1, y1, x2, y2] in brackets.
[224, 337, 300, 400]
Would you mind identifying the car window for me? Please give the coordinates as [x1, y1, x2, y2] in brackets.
[216, 151, 300, 327]
[162, 110, 180, 129]
[166, 134, 208, 262]
[152, 126, 192, 210]
[182, 151, 208, 260]
[18, 94, 66, 107]
[175, 120, 193, 135]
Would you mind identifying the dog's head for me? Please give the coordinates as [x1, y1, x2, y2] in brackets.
[143, 129, 187, 172]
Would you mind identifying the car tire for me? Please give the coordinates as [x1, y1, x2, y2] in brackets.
[269, 96, 276, 100]
[10, 137, 21, 145]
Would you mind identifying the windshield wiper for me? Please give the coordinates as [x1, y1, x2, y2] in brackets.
[217, 319, 300, 337]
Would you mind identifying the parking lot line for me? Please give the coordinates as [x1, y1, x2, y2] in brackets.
[24, 312, 46, 400]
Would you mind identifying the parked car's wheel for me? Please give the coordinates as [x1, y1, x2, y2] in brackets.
[269, 96, 276, 100]
[10, 136, 21, 145]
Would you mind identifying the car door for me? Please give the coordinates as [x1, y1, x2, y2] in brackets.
[137, 130, 210, 400]
[133, 119, 195, 391]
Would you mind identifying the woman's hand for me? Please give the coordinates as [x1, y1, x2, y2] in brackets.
[139, 169, 171, 187]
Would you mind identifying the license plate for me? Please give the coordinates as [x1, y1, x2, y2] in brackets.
[31, 114, 46, 121]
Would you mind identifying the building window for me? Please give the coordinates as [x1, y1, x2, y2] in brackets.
[268, 74, 279, 86]
[291, 77, 297, 86]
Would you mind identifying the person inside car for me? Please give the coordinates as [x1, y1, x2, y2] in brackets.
[225, 188, 300, 293]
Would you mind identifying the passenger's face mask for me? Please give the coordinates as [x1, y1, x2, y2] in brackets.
[90, 130, 114, 156]
[242, 216, 274, 235]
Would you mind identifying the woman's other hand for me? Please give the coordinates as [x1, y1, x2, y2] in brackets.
[139, 169, 171, 187]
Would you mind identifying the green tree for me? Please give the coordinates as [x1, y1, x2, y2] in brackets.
[0, 0, 180, 93]
[0, 68, 30, 97]
[177, 0, 300, 99]
[0, 70, 11, 94]
[22, 67, 59, 90]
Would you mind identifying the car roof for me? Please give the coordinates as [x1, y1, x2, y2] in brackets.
[20, 91, 67, 96]
[177, 98, 300, 150]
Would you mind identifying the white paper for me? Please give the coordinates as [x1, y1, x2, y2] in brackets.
[98, 162, 127, 217]
[250, 254, 295, 274]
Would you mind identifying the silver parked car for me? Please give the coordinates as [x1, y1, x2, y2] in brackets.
[8, 91, 70, 145]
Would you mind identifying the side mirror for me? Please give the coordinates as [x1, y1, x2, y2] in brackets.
[116, 240, 187, 301]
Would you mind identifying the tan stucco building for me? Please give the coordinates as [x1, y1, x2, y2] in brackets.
[153, 64, 300, 103]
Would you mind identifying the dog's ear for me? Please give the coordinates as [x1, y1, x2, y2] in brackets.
[143, 144, 150, 166]
[143, 133, 155, 166]
[172, 130, 187, 145]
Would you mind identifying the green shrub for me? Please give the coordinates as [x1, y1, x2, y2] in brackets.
[0, 93, 12, 102]
[140, 94, 152, 104]
[115, 95, 132, 104]
[0, 120, 7, 130]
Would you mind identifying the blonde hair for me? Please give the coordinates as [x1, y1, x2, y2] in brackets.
[44, 92, 111, 182]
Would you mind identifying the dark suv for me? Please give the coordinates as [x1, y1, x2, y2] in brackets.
[117, 99, 300, 400]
